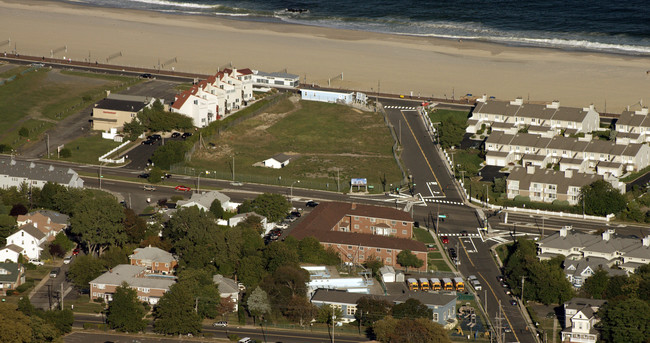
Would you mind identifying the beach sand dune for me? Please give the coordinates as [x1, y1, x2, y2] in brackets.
[1, 0, 649, 111]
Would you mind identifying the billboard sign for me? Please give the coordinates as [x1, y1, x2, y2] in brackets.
[351, 178, 367, 186]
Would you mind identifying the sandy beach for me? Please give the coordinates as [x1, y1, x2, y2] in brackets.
[1, 0, 650, 111]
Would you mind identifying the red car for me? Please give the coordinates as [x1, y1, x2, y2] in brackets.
[72, 247, 80, 256]
[441, 236, 449, 244]
[175, 185, 191, 191]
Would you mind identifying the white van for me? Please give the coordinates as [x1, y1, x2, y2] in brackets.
[238, 338, 252, 343]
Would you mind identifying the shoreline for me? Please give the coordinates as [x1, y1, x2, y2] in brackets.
[2, 0, 650, 111]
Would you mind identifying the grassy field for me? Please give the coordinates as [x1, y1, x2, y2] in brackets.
[428, 108, 470, 123]
[55, 133, 121, 165]
[429, 259, 452, 272]
[414, 227, 435, 243]
[0, 67, 137, 148]
[454, 149, 484, 177]
[187, 98, 403, 192]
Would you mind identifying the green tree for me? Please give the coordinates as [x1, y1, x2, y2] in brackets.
[0, 303, 33, 342]
[37, 182, 67, 209]
[250, 193, 291, 223]
[237, 255, 267, 289]
[100, 246, 130, 269]
[106, 282, 147, 332]
[262, 265, 309, 313]
[247, 286, 271, 324]
[392, 298, 432, 320]
[18, 127, 29, 138]
[29, 316, 59, 342]
[209, 199, 224, 219]
[285, 295, 318, 327]
[163, 206, 220, 269]
[17, 296, 35, 316]
[176, 268, 221, 319]
[363, 257, 384, 276]
[70, 196, 126, 255]
[264, 241, 299, 273]
[40, 309, 74, 336]
[582, 268, 610, 299]
[598, 298, 650, 343]
[316, 304, 343, 325]
[374, 316, 451, 343]
[153, 282, 202, 335]
[59, 148, 72, 158]
[437, 117, 466, 149]
[148, 167, 165, 184]
[580, 180, 626, 216]
[123, 208, 147, 243]
[51, 231, 75, 253]
[355, 296, 393, 326]
[150, 140, 188, 170]
[67, 255, 106, 290]
[396, 250, 424, 272]
[0, 214, 16, 246]
[122, 117, 145, 141]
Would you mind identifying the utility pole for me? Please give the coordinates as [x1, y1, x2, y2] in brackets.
[436, 203, 440, 235]
[232, 155, 235, 182]
[521, 276, 525, 302]
[399, 120, 402, 145]
[46, 134, 50, 158]
[331, 305, 336, 343]
[337, 168, 340, 192]
[60, 282, 64, 310]
[485, 184, 489, 207]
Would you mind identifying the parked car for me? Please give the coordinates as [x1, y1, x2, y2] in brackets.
[496, 275, 504, 282]
[139, 73, 153, 79]
[460, 230, 468, 236]
[212, 321, 228, 327]
[510, 299, 518, 306]
[141, 139, 155, 145]
[290, 211, 301, 218]
[29, 259, 44, 266]
[63, 256, 73, 264]
[138, 173, 150, 179]
[150, 134, 162, 141]
[441, 235, 449, 244]
[276, 223, 289, 230]
[72, 247, 80, 256]
[285, 215, 297, 222]
[171, 132, 181, 138]
[181, 132, 193, 139]
[144, 185, 156, 191]
[49, 268, 60, 278]
[305, 200, 319, 207]
[175, 185, 191, 191]
[471, 280, 482, 291]
[467, 275, 478, 281]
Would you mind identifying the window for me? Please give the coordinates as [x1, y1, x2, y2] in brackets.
[386, 258, 392, 262]
[402, 221, 407, 226]
[359, 255, 364, 259]
[433, 313, 439, 322]
[377, 248, 381, 253]
[391, 220, 396, 225]
[354, 216, 359, 220]
[347, 305, 357, 315]
[354, 224, 359, 229]
[96, 284, 105, 290]
[402, 230, 407, 235]
[370, 218, 376, 222]
[359, 247, 364, 251]
[391, 229, 397, 233]
[387, 249, 392, 253]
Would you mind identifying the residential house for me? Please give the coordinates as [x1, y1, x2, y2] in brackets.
[170, 68, 253, 127]
[614, 107, 650, 143]
[129, 246, 178, 275]
[0, 159, 83, 189]
[16, 211, 67, 242]
[563, 257, 626, 288]
[561, 298, 606, 343]
[91, 93, 156, 132]
[262, 153, 292, 169]
[2, 224, 48, 261]
[0, 245, 23, 263]
[228, 212, 274, 233]
[467, 97, 599, 134]
[506, 166, 603, 205]
[0, 263, 24, 295]
[537, 227, 650, 273]
[213, 274, 239, 311]
[252, 70, 299, 89]
[310, 288, 456, 326]
[290, 202, 426, 271]
[90, 264, 176, 305]
[177, 191, 231, 212]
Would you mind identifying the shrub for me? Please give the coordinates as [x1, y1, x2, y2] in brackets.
[59, 148, 72, 158]
[18, 127, 29, 138]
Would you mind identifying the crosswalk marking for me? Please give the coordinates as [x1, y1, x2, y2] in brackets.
[384, 105, 416, 110]
[423, 198, 464, 206]
[443, 233, 481, 237]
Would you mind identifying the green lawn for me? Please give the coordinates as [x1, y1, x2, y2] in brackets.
[428, 251, 443, 259]
[69, 294, 105, 314]
[55, 133, 121, 165]
[4, 119, 55, 147]
[428, 108, 469, 123]
[429, 259, 452, 272]
[414, 227, 435, 243]
[187, 100, 403, 193]
[454, 149, 484, 177]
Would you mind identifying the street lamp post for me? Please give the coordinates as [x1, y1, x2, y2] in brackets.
[290, 180, 300, 202]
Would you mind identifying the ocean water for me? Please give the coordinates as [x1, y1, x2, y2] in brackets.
[61, 0, 650, 55]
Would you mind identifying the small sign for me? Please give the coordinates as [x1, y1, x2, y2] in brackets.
[438, 214, 447, 218]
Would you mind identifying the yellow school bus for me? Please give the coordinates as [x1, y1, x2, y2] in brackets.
[454, 277, 465, 292]
[430, 278, 442, 291]
[442, 278, 454, 291]
[407, 278, 419, 291]
[419, 278, 430, 291]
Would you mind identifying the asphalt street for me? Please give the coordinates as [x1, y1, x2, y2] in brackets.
[69, 313, 366, 343]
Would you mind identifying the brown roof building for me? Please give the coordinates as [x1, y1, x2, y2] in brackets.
[290, 202, 426, 271]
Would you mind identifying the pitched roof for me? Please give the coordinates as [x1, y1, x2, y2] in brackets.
[564, 297, 606, 311]
[34, 210, 69, 225]
[177, 191, 230, 210]
[0, 159, 80, 186]
[2, 244, 23, 254]
[95, 98, 147, 112]
[268, 153, 292, 163]
[0, 263, 21, 283]
[310, 288, 455, 307]
[507, 167, 602, 194]
[290, 202, 424, 252]
[90, 264, 176, 290]
[129, 246, 177, 264]
[19, 223, 46, 241]
[537, 230, 602, 251]
[213, 274, 238, 294]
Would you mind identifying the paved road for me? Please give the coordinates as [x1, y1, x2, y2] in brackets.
[70, 313, 367, 343]
[31, 256, 76, 310]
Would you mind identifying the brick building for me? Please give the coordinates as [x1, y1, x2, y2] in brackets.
[129, 246, 178, 275]
[290, 202, 427, 271]
[90, 265, 175, 305]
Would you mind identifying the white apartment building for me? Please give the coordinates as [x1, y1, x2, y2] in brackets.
[170, 68, 254, 127]
[252, 70, 299, 88]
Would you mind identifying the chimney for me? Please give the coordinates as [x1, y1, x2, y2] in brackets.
[351, 203, 357, 210]
[602, 229, 614, 241]
[547, 100, 560, 109]
[510, 97, 523, 106]
[527, 165, 535, 174]
[106, 90, 111, 97]
[564, 169, 573, 178]
[643, 235, 649, 247]
[560, 226, 569, 237]
[33, 222, 37, 228]
[477, 94, 487, 103]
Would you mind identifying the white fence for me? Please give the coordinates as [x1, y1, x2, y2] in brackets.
[98, 140, 131, 164]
